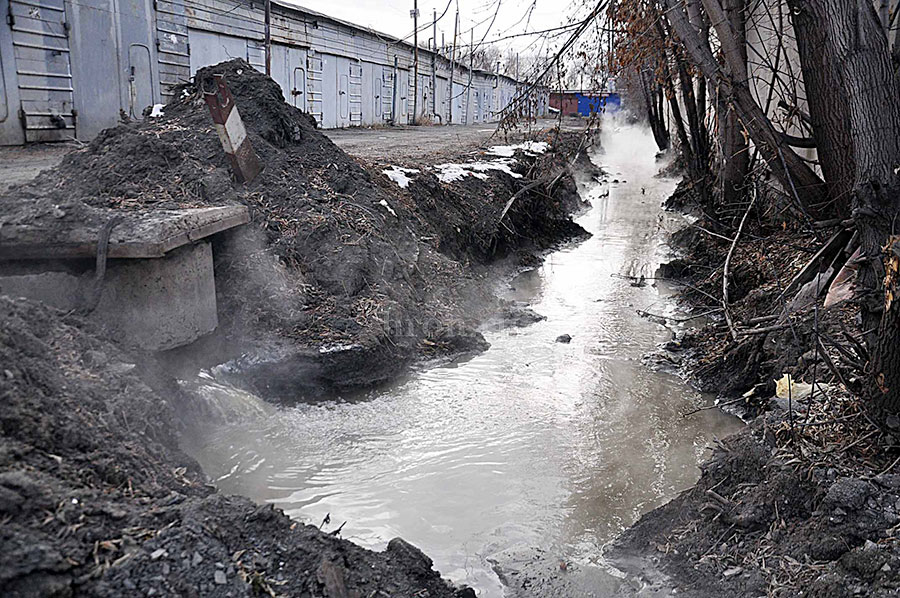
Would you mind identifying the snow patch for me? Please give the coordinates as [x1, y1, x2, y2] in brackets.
[487, 141, 549, 157]
[382, 165, 420, 188]
[148, 104, 165, 118]
[434, 159, 523, 183]
[379, 199, 397, 217]
[319, 343, 360, 354]
[433, 163, 468, 183]
[469, 159, 523, 178]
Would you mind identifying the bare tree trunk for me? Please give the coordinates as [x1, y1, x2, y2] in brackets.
[664, 0, 826, 208]
[793, 0, 900, 414]
[687, 0, 710, 124]
[655, 16, 698, 178]
[676, 57, 711, 185]
[655, 84, 669, 148]
[718, 0, 749, 207]
[656, 9, 711, 196]
[640, 69, 670, 150]
[788, 0, 856, 217]
[876, 237, 900, 415]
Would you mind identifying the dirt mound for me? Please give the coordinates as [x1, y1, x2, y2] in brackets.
[2, 59, 590, 401]
[0, 295, 468, 597]
[12, 60, 331, 211]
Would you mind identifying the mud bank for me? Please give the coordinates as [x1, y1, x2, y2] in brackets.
[0, 297, 474, 597]
[1, 59, 592, 403]
[608, 181, 900, 597]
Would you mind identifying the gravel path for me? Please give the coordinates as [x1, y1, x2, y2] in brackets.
[0, 143, 75, 193]
[324, 118, 583, 164]
[0, 117, 587, 193]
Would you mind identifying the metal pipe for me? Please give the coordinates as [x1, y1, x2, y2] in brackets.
[391, 55, 400, 125]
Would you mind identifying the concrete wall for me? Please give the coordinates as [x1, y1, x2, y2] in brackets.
[0, 242, 218, 351]
[0, 0, 549, 145]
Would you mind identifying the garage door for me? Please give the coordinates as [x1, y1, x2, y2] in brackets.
[8, 0, 75, 141]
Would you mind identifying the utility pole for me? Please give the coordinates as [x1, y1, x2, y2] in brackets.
[412, 0, 419, 125]
[392, 55, 399, 125]
[465, 27, 473, 124]
[264, 0, 271, 76]
[449, 10, 458, 124]
[432, 9, 437, 117]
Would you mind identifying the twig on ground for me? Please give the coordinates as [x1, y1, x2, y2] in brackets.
[816, 338, 850, 390]
[723, 191, 756, 341]
[683, 395, 747, 417]
[738, 323, 792, 336]
[636, 308, 724, 323]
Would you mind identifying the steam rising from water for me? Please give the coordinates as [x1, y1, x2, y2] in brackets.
[180, 118, 740, 597]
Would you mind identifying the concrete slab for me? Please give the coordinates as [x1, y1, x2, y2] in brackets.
[0, 242, 218, 351]
[0, 205, 250, 260]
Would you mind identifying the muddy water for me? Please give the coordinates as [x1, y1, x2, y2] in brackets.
[181, 123, 742, 596]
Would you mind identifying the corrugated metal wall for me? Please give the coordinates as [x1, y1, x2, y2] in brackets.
[0, 0, 548, 145]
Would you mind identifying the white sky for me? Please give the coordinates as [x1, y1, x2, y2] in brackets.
[285, 0, 580, 54]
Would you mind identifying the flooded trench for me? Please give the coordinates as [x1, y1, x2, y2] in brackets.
[180, 123, 742, 596]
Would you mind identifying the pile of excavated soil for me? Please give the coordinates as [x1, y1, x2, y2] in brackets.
[611, 179, 900, 596]
[2, 59, 590, 401]
[0, 295, 471, 598]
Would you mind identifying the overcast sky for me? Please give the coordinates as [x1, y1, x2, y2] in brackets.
[286, 0, 580, 54]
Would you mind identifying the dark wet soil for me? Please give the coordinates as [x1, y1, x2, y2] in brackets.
[611, 414, 900, 597]
[0, 296, 475, 598]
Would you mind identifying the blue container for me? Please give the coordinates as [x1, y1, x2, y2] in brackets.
[576, 92, 621, 115]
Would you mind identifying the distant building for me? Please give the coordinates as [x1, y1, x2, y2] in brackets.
[0, 0, 548, 145]
[550, 91, 621, 117]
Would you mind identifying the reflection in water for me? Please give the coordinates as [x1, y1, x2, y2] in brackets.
[180, 121, 742, 596]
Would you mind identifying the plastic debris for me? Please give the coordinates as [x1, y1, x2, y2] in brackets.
[775, 374, 830, 401]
